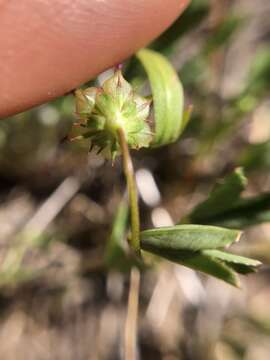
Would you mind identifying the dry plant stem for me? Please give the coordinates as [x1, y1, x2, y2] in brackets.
[117, 127, 141, 256]
[124, 267, 141, 360]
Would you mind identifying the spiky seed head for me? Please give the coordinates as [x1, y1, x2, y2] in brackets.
[74, 69, 152, 159]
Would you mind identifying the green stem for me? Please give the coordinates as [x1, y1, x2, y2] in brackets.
[117, 128, 141, 256]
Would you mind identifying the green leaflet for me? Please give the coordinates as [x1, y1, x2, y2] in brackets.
[143, 247, 240, 287]
[202, 193, 270, 229]
[186, 168, 247, 223]
[176, 253, 240, 287]
[202, 249, 261, 274]
[140, 225, 260, 286]
[136, 48, 184, 146]
[140, 225, 240, 253]
[183, 168, 270, 228]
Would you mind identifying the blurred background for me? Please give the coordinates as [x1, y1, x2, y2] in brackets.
[0, 0, 270, 359]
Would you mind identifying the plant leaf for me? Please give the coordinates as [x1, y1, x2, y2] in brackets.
[186, 168, 247, 223]
[140, 223, 259, 286]
[183, 168, 270, 228]
[136, 48, 184, 146]
[140, 225, 241, 253]
[202, 249, 261, 274]
[202, 192, 270, 229]
[176, 252, 240, 286]
[142, 246, 240, 287]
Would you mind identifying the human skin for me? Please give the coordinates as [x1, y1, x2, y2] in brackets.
[0, 0, 189, 118]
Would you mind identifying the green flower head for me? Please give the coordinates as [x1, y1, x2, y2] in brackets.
[74, 69, 152, 159]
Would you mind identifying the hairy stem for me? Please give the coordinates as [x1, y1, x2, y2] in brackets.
[117, 127, 141, 255]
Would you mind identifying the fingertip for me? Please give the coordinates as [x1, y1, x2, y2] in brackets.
[0, 0, 190, 118]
